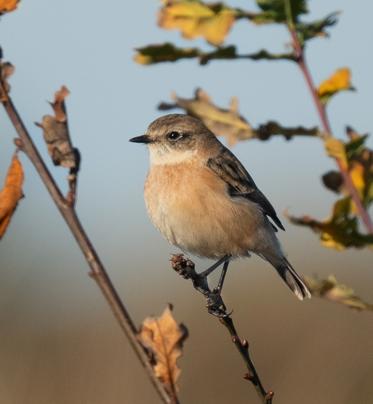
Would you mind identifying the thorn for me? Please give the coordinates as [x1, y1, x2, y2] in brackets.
[265, 391, 274, 400]
[243, 372, 255, 382]
[13, 137, 24, 149]
[242, 339, 249, 348]
[232, 336, 239, 343]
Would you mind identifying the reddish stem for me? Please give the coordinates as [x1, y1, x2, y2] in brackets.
[289, 27, 373, 234]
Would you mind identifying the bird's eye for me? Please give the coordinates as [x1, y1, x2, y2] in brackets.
[167, 131, 183, 141]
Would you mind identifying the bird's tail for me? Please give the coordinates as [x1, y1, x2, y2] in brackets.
[275, 257, 311, 300]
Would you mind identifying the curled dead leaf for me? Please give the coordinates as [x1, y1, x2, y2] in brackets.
[159, 88, 254, 146]
[138, 304, 188, 397]
[158, 89, 318, 145]
[51, 85, 70, 122]
[0, 61, 15, 97]
[36, 86, 78, 169]
[306, 275, 373, 312]
[0, 154, 24, 239]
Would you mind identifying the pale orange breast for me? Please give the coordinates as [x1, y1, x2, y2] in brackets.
[144, 162, 266, 258]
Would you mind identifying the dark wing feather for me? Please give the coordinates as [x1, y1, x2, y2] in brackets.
[207, 147, 285, 231]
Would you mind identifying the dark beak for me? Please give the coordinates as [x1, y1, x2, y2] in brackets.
[129, 135, 152, 144]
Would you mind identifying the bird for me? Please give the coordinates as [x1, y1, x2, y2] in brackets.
[130, 114, 311, 307]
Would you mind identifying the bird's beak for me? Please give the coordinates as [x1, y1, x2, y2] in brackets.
[129, 134, 153, 144]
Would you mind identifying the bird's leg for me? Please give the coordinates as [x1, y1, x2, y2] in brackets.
[206, 259, 231, 317]
[216, 259, 230, 293]
[170, 254, 231, 318]
[198, 255, 230, 278]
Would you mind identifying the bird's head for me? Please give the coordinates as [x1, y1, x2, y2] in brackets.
[130, 114, 218, 165]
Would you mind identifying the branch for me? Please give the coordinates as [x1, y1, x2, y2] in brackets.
[170, 254, 273, 404]
[0, 80, 174, 404]
[288, 26, 373, 234]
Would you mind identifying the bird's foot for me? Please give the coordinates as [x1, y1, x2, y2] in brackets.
[171, 254, 231, 318]
[206, 288, 231, 318]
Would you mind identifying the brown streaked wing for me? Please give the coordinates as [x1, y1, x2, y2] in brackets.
[207, 147, 285, 231]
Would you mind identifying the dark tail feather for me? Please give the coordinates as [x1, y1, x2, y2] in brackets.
[276, 257, 311, 300]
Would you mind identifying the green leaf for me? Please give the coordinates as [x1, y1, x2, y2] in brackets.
[286, 197, 373, 250]
[199, 45, 238, 65]
[255, 121, 318, 140]
[345, 133, 369, 160]
[296, 12, 339, 43]
[134, 43, 296, 66]
[200, 46, 296, 64]
[253, 0, 307, 24]
[306, 275, 373, 312]
[134, 43, 200, 65]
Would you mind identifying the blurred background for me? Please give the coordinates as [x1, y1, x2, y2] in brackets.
[0, 1, 372, 403]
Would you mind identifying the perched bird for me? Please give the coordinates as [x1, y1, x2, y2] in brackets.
[130, 114, 311, 304]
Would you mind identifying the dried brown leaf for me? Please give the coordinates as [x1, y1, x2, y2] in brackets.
[160, 88, 254, 146]
[158, 89, 318, 145]
[306, 275, 373, 312]
[0, 154, 24, 239]
[138, 304, 188, 396]
[51, 85, 70, 122]
[0, 61, 15, 96]
[0, 0, 19, 14]
[36, 86, 78, 169]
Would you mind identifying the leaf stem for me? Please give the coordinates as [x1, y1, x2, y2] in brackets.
[0, 81, 173, 404]
[288, 26, 373, 234]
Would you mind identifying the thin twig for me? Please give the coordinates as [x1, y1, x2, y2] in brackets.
[0, 80, 174, 404]
[170, 254, 273, 404]
[288, 26, 373, 234]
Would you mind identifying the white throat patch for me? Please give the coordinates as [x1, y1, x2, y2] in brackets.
[149, 146, 197, 166]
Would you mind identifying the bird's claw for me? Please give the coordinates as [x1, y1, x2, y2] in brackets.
[206, 288, 230, 318]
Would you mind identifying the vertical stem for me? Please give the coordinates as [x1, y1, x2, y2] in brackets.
[288, 27, 373, 234]
[0, 86, 173, 404]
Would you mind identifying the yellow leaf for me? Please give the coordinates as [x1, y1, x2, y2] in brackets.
[305, 275, 373, 312]
[286, 197, 373, 251]
[349, 162, 365, 196]
[0, 0, 19, 13]
[133, 53, 152, 65]
[317, 67, 352, 102]
[158, 2, 236, 46]
[138, 305, 188, 396]
[324, 137, 347, 167]
[0, 154, 24, 239]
